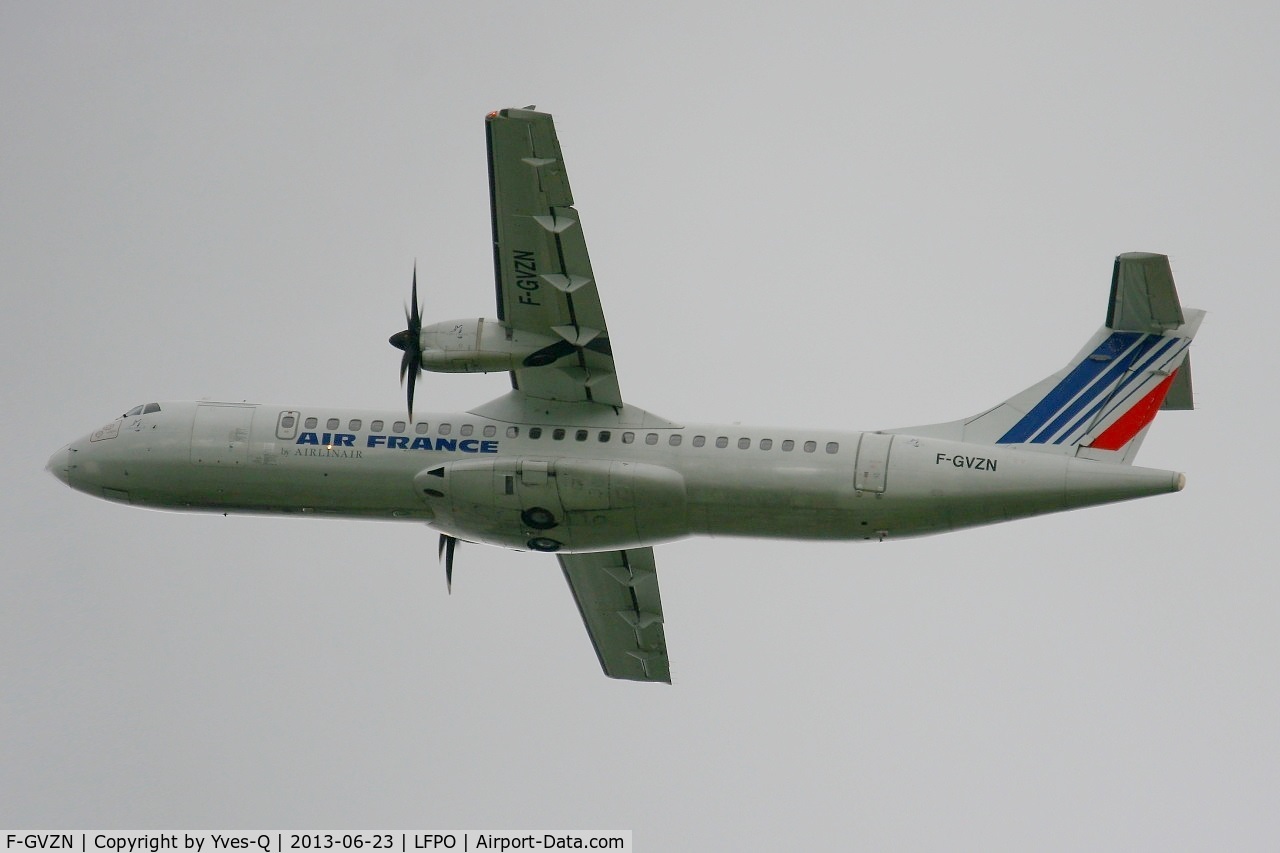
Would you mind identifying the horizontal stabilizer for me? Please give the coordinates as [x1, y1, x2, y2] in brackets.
[1107, 252, 1185, 333]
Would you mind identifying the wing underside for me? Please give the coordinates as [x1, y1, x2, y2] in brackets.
[487, 109, 668, 683]
[486, 107, 622, 408]
[558, 547, 670, 683]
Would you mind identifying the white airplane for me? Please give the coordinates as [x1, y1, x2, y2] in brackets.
[48, 107, 1203, 683]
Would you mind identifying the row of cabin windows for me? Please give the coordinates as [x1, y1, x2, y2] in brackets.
[284, 415, 838, 454]
[516, 426, 839, 454]
[298, 416, 505, 438]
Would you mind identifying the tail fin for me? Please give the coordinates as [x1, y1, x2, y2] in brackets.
[888, 253, 1203, 465]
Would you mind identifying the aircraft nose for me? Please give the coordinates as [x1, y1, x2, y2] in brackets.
[46, 445, 72, 485]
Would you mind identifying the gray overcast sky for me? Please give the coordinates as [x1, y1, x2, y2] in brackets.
[3, 2, 1278, 849]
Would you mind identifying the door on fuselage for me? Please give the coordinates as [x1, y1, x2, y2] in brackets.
[191, 403, 257, 466]
[854, 432, 893, 493]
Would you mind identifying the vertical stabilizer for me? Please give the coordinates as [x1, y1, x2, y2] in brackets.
[887, 253, 1202, 465]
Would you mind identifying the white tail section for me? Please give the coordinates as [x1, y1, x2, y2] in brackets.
[887, 254, 1202, 465]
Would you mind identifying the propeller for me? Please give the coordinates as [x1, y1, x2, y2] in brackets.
[388, 264, 424, 421]
[438, 534, 459, 593]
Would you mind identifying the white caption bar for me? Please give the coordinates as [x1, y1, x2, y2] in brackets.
[2, 833, 632, 853]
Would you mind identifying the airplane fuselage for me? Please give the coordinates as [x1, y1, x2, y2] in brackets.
[43, 106, 1202, 682]
[48, 400, 1184, 554]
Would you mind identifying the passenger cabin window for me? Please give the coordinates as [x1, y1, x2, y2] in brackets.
[598, 430, 611, 442]
[506, 426, 519, 438]
[715, 437, 729, 448]
[804, 440, 817, 453]
[575, 429, 588, 441]
[484, 425, 497, 437]
[669, 435, 682, 446]
[693, 435, 706, 447]
[349, 419, 362, 431]
[826, 441, 840, 454]
[370, 420, 384, 432]
[553, 428, 566, 440]
[529, 427, 543, 439]
[416, 422, 429, 434]
[438, 423, 451, 435]
[760, 438, 773, 450]
[460, 424, 473, 436]
[281, 415, 296, 429]
[622, 432, 635, 444]
[305, 417, 318, 429]
[393, 421, 406, 434]
[326, 418, 339, 430]
[738, 438, 751, 449]
[781, 440, 795, 451]
[645, 433, 659, 445]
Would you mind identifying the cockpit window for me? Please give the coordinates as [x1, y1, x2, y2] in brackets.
[123, 403, 162, 418]
[143, 403, 161, 414]
[124, 405, 144, 417]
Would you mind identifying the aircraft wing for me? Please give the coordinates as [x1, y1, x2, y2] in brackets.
[486, 107, 623, 408]
[558, 547, 670, 683]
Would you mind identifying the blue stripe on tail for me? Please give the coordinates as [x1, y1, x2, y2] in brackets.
[1031, 334, 1168, 443]
[997, 332, 1142, 444]
[1051, 336, 1185, 444]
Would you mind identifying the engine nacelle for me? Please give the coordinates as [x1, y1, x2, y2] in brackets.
[413, 456, 688, 552]
[419, 318, 559, 373]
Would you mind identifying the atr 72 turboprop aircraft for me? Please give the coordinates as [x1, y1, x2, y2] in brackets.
[48, 107, 1204, 683]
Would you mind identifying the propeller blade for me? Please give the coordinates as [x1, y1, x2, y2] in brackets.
[406, 368, 418, 424]
[390, 263, 425, 422]
[410, 265, 421, 328]
[438, 534, 458, 594]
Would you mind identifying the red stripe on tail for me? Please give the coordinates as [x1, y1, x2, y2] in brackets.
[1087, 370, 1179, 452]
